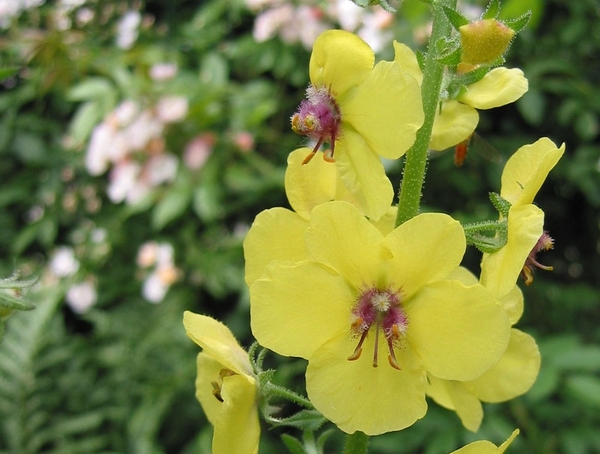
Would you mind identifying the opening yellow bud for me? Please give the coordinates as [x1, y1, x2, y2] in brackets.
[459, 19, 516, 65]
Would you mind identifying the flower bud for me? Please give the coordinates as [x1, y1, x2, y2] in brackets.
[459, 18, 515, 65]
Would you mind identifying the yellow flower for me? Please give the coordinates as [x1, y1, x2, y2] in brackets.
[393, 42, 528, 151]
[250, 201, 510, 435]
[183, 312, 260, 454]
[481, 138, 565, 294]
[291, 30, 424, 220]
[427, 268, 540, 432]
[450, 429, 519, 454]
[244, 148, 396, 287]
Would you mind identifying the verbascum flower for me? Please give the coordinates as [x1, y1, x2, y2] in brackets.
[393, 42, 528, 151]
[183, 312, 260, 454]
[244, 148, 396, 287]
[451, 429, 519, 453]
[250, 201, 510, 435]
[481, 138, 565, 294]
[291, 30, 424, 220]
[427, 268, 540, 432]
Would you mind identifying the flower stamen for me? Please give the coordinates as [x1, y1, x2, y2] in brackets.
[521, 231, 554, 285]
[349, 287, 407, 370]
[291, 85, 341, 165]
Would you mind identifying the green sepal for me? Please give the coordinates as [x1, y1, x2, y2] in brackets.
[482, 0, 501, 19]
[446, 81, 467, 101]
[433, 37, 462, 65]
[442, 5, 470, 29]
[0, 293, 36, 312]
[489, 192, 512, 217]
[453, 66, 490, 86]
[464, 219, 508, 253]
[503, 11, 532, 34]
[272, 409, 327, 431]
[281, 434, 306, 454]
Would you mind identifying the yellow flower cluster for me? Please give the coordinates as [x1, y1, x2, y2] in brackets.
[183, 28, 564, 453]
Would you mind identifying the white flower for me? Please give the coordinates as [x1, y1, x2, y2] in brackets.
[66, 280, 97, 314]
[184, 134, 214, 170]
[253, 4, 295, 42]
[156, 96, 188, 123]
[145, 153, 179, 186]
[116, 10, 141, 50]
[50, 246, 80, 277]
[107, 161, 141, 203]
[137, 241, 159, 268]
[86, 122, 116, 176]
[142, 272, 168, 303]
[150, 63, 178, 81]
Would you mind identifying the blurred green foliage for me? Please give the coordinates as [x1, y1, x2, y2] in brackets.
[0, 0, 598, 453]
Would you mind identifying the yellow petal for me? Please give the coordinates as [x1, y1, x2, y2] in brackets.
[305, 201, 385, 286]
[450, 429, 519, 453]
[459, 68, 528, 110]
[480, 204, 544, 299]
[213, 374, 260, 454]
[250, 261, 353, 359]
[195, 353, 227, 426]
[406, 280, 510, 381]
[243, 208, 309, 286]
[343, 60, 424, 159]
[447, 266, 478, 285]
[498, 429, 520, 453]
[429, 100, 479, 151]
[310, 30, 374, 98]
[306, 331, 427, 435]
[383, 213, 466, 298]
[451, 440, 505, 454]
[465, 329, 540, 402]
[500, 284, 524, 325]
[335, 129, 394, 221]
[183, 312, 254, 377]
[427, 376, 483, 432]
[393, 41, 423, 84]
[500, 138, 565, 206]
[370, 206, 398, 236]
[285, 148, 362, 219]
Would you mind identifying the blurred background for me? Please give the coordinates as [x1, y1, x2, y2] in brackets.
[0, 0, 598, 453]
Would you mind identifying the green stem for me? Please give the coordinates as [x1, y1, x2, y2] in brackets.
[342, 431, 369, 454]
[263, 382, 314, 409]
[395, 0, 457, 227]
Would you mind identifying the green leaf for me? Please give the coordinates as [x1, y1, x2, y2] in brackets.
[565, 374, 600, 409]
[441, 6, 470, 29]
[503, 11, 532, 33]
[553, 345, 600, 372]
[152, 173, 193, 230]
[483, 0, 501, 19]
[68, 101, 102, 146]
[67, 77, 115, 101]
[0, 66, 19, 81]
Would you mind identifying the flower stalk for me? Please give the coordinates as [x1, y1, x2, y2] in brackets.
[396, 0, 458, 227]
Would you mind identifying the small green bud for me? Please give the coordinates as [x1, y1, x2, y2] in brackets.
[459, 18, 516, 66]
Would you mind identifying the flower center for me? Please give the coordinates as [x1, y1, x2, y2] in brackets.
[521, 231, 554, 285]
[347, 287, 408, 370]
[290, 85, 341, 165]
[211, 368, 236, 402]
